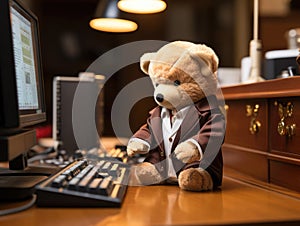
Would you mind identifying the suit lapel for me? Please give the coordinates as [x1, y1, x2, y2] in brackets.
[148, 107, 165, 153]
[171, 106, 200, 150]
[171, 97, 215, 150]
[150, 95, 218, 153]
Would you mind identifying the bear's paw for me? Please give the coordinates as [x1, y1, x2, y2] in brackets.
[178, 168, 213, 191]
[133, 162, 163, 186]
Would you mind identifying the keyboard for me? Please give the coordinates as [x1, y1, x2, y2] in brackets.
[35, 158, 130, 207]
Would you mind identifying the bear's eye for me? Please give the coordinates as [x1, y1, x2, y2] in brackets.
[174, 80, 181, 86]
[155, 83, 159, 87]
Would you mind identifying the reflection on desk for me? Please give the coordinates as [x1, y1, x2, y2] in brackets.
[1, 176, 300, 226]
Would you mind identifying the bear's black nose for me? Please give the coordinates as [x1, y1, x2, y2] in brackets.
[156, 93, 164, 103]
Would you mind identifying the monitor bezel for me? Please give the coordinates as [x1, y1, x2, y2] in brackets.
[10, 0, 46, 128]
[0, 0, 19, 130]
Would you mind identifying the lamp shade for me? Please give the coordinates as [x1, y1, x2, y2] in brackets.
[118, 0, 167, 14]
[89, 0, 138, 33]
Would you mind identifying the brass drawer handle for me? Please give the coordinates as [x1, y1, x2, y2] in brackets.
[246, 104, 261, 134]
[274, 101, 296, 137]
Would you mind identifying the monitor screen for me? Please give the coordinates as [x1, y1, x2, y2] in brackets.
[10, 0, 46, 127]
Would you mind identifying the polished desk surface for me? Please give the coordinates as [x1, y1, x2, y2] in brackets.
[1, 137, 300, 225]
[1, 175, 300, 226]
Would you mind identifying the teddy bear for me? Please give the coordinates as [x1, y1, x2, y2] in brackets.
[127, 41, 225, 192]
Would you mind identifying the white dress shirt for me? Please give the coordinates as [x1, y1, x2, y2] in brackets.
[129, 105, 203, 179]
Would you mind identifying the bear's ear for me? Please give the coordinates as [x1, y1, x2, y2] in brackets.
[192, 44, 219, 74]
[140, 52, 156, 75]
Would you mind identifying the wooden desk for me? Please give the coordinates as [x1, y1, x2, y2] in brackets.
[2, 114, 300, 225]
[1, 175, 300, 226]
[221, 77, 300, 192]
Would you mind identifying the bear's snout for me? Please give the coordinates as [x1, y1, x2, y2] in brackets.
[156, 93, 164, 103]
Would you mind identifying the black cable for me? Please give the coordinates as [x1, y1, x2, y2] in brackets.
[0, 195, 36, 216]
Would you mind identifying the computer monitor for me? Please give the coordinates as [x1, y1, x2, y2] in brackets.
[0, 0, 46, 163]
[0, 0, 50, 201]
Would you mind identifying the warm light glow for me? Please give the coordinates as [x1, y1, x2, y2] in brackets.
[89, 18, 138, 32]
[118, 0, 167, 14]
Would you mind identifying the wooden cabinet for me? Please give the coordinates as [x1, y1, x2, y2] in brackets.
[221, 77, 300, 192]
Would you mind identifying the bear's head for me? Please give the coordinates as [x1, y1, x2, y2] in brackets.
[140, 41, 219, 111]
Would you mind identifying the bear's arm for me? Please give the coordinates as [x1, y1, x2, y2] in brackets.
[131, 123, 153, 146]
[191, 109, 225, 153]
[130, 106, 161, 149]
[185, 138, 203, 160]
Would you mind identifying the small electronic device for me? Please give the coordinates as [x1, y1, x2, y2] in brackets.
[264, 49, 299, 79]
[52, 75, 104, 157]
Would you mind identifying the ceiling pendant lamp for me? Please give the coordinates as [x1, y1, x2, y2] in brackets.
[89, 0, 138, 33]
[117, 0, 167, 14]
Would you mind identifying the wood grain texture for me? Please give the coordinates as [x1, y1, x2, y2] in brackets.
[1, 178, 300, 226]
[222, 76, 300, 193]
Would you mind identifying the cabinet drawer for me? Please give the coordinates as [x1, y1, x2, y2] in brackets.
[223, 144, 269, 182]
[270, 160, 300, 192]
[270, 97, 300, 156]
[225, 99, 268, 151]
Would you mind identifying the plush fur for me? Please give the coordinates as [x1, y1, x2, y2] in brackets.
[141, 41, 219, 101]
[127, 41, 224, 192]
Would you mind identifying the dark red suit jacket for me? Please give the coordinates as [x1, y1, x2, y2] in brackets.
[132, 95, 225, 188]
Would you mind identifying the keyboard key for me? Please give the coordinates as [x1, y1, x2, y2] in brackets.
[77, 165, 100, 191]
[110, 184, 121, 199]
[51, 174, 67, 188]
[98, 177, 113, 196]
[101, 162, 112, 172]
[109, 163, 119, 177]
[88, 178, 103, 194]
[68, 177, 81, 190]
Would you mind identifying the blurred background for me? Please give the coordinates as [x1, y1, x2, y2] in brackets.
[18, 0, 300, 136]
